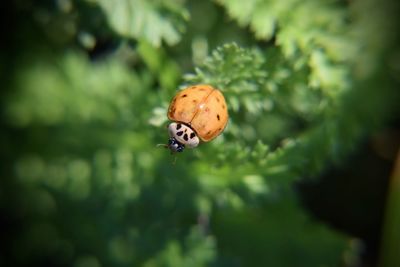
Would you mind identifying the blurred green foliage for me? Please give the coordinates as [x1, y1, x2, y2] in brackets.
[0, 0, 399, 267]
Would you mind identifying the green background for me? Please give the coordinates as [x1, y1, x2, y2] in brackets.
[1, 0, 399, 267]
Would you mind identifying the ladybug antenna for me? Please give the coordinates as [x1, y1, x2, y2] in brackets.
[156, 143, 179, 164]
[156, 143, 169, 149]
[157, 138, 185, 154]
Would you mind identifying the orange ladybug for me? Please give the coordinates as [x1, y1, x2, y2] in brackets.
[165, 84, 228, 153]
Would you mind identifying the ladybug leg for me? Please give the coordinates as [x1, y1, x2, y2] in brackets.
[172, 155, 178, 165]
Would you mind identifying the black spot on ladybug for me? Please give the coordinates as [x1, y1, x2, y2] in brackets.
[217, 114, 220, 120]
[207, 130, 211, 135]
[176, 123, 182, 130]
[177, 131, 183, 136]
[216, 97, 220, 102]
[190, 132, 196, 139]
[181, 94, 188, 98]
[183, 134, 189, 141]
[222, 104, 225, 109]
[218, 127, 222, 131]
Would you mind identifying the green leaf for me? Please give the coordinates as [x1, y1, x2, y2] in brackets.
[90, 0, 189, 46]
[216, 0, 358, 96]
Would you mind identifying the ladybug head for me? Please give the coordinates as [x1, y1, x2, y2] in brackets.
[167, 137, 185, 153]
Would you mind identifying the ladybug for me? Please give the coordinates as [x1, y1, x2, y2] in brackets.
[164, 84, 228, 153]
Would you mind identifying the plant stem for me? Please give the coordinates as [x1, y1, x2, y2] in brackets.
[378, 149, 400, 267]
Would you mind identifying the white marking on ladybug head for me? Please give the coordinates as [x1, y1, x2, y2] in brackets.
[168, 122, 199, 148]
